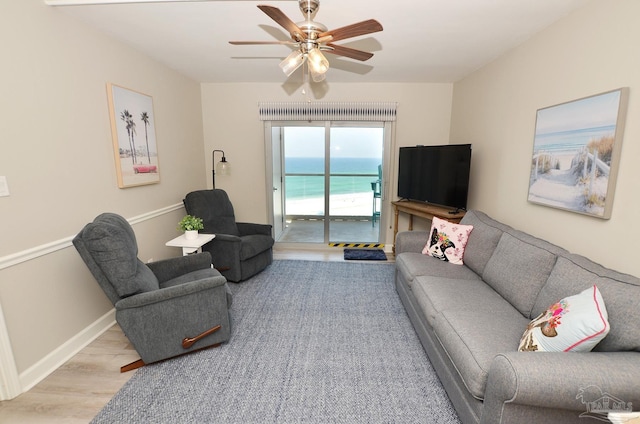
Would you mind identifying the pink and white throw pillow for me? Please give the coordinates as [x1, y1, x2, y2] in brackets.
[518, 285, 609, 352]
[422, 216, 473, 265]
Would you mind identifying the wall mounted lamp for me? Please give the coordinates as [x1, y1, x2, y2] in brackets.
[212, 149, 230, 189]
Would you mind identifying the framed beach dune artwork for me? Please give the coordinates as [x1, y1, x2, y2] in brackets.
[106, 83, 160, 188]
[527, 88, 629, 219]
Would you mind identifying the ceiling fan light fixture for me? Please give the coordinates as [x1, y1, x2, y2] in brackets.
[307, 47, 329, 75]
[309, 66, 326, 82]
[279, 50, 305, 77]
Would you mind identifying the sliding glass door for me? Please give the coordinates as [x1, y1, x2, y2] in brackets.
[268, 122, 385, 245]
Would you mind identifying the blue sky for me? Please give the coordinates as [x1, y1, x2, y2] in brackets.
[284, 127, 383, 158]
[535, 90, 622, 135]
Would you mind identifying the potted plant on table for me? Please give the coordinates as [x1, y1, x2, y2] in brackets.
[178, 215, 204, 240]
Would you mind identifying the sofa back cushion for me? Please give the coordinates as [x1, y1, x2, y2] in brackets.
[532, 255, 640, 352]
[482, 232, 559, 317]
[459, 210, 508, 275]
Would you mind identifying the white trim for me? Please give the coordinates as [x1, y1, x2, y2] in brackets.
[0, 202, 183, 399]
[0, 303, 20, 401]
[0, 203, 183, 271]
[19, 310, 116, 394]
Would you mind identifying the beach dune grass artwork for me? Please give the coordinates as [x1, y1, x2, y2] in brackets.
[527, 88, 628, 219]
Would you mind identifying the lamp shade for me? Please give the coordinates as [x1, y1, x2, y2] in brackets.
[216, 157, 231, 176]
[279, 50, 305, 77]
[309, 65, 326, 82]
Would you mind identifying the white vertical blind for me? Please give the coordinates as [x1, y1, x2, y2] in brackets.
[258, 102, 397, 121]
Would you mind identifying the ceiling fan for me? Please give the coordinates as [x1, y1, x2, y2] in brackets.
[229, 0, 383, 82]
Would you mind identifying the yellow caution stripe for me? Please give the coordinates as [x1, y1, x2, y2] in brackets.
[329, 243, 385, 248]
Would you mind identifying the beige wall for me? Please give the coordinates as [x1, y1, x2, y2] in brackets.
[0, 1, 207, 387]
[450, 0, 640, 277]
[200, 83, 454, 243]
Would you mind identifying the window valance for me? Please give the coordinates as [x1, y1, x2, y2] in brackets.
[258, 101, 397, 121]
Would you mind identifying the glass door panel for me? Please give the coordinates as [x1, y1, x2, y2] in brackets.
[282, 126, 325, 243]
[329, 127, 384, 243]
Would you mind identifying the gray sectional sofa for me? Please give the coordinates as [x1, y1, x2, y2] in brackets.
[394, 210, 640, 424]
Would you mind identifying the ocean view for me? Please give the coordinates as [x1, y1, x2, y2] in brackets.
[285, 157, 381, 199]
[285, 157, 382, 216]
[533, 124, 616, 154]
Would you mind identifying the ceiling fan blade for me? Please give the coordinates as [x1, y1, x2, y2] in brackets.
[319, 19, 383, 43]
[229, 41, 298, 45]
[324, 44, 373, 61]
[257, 5, 306, 41]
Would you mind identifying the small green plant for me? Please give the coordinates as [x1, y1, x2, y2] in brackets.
[177, 215, 204, 232]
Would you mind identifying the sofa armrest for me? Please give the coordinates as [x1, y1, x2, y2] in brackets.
[147, 252, 212, 283]
[482, 351, 640, 423]
[395, 231, 429, 254]
[237, 222, 273, 236]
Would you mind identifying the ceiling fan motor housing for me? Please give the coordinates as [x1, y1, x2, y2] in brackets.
[299, 0, 320, 17]
[296, 21, 328, 40]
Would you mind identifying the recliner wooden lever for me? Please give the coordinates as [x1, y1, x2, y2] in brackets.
[182, 325, 222, 349]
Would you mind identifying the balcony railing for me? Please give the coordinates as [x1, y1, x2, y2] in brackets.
[285, 172, 379, 219]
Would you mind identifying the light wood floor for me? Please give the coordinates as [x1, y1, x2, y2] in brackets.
[0, 247, 393, 423]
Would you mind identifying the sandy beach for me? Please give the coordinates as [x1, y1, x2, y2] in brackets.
[286, 192, 376, 216]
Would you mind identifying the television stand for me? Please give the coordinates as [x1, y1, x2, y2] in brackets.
[391, 200, 466, 252]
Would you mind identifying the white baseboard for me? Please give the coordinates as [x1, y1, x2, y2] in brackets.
[18, 309, 116, 394]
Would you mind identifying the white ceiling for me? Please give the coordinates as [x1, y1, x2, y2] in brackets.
[47, 0, 590, 83]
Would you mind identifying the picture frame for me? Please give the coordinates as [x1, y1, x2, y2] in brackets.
[527, 88, 628, 219]
[106, 83, 160, 188]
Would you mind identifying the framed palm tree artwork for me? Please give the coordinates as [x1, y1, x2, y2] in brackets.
[106, 83, 160, 188]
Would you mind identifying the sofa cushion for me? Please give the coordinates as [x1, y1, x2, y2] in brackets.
[412, 275, 503, 327]
[396, 252, 481, 288]
[82, 221, 159, 298]
[422, 216, 473, 265]
[482, 232, 558, 317]
[532, 256, 640, 352]
[459, 210, 508, 276]
[519, 285, 609, 352]
[433, 304, 529, 400]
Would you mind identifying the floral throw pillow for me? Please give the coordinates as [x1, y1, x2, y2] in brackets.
[421, 216, 473, 265]
[518, 285, 609, 352]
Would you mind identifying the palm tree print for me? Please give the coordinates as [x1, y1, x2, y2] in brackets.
[140, 112, 151, 164]
[120, 109, 137, 164]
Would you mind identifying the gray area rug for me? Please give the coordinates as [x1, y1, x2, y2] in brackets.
[92, 260, 460, 424]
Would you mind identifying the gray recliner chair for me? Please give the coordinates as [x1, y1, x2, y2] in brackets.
[183, 189, 274, 282]
[73, 212, 232, 371]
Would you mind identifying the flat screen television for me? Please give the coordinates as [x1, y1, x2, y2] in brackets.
[397, 144, 472, 210]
